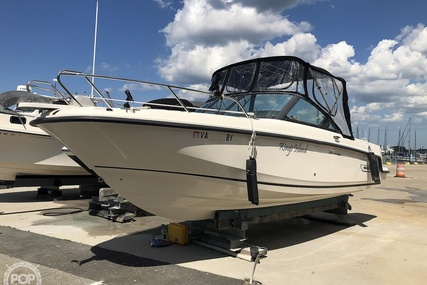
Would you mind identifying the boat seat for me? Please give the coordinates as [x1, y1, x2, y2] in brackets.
[143, 98, 195, 111]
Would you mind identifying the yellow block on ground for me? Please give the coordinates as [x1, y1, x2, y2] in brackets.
[167, 223, 189, 245]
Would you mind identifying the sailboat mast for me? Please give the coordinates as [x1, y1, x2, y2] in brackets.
[415, 130, 417, 161]
[397, 127, 401, 155]
[383, 126, 388, 147]
[91, 0, 99, 97]
[377, 127, 380, 145]
[408, 117, 411, 156]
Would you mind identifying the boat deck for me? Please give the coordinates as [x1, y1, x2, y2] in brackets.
[1, 164, 426, 284]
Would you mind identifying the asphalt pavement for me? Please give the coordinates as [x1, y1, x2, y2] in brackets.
[1, 163, 427, 284]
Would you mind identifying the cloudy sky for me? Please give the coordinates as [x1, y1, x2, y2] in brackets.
[1, 0, 427, 148]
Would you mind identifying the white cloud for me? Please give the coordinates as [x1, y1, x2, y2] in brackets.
[158, 0, 313, 83]
[253, 33, 321, 62]
[119, 83, 161, 92]
[399, 24, 427, 54]
[364, 39, 400, 79]
[177, 83, 211, 102]
[99, 62, 119, 72]
[162, 0, 311, 47]
[227, 0, 301, 12]
[157, 40, 254, 83]
[309, 24, 427, 132]
[154, 0, 173, 9]
[233, 0, 326, 12]
[156, 0, 427, 142]
[314, 41, 363, 77]
[363, 38, 427, 82]
[383, 112, 404, 123]
[351, 104, 382, 122]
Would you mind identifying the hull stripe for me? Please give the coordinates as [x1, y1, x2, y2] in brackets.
[95, 165, 379, 189]
[34, 115, 372, 155]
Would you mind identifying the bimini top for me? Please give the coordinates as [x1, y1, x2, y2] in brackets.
[207, 56, 354, 140]
[0, 91, 53, 109]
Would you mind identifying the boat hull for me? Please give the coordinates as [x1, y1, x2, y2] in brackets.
[96, 168, 366, 220]
[0, 112, 89, 183]
[33, 107, 384, 220]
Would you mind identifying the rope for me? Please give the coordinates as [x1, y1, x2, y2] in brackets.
[248, 118, 257, 159]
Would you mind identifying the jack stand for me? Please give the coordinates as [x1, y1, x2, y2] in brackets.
[37, 186, 62, 200]
[306, 211, 356, 226]
[88, 188, 139, 223]
[191, 220, 247, 252]
[190, 220, 267, 262]
[79, 184, 103, 199]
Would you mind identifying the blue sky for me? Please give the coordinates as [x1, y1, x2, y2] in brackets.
[1, 0, 427, 149]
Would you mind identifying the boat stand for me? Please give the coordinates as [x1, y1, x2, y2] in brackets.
[190, 195, 352, 261]
[35, 184, 103, 201]
[13, 174, 104, 188]
[88, 188, 145, 223]
[36, 186, 63, 200]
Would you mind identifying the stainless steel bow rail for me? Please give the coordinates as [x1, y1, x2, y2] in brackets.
[53, 70, 253, 117]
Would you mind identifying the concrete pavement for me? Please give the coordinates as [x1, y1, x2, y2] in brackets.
[1, 164, 427, 284]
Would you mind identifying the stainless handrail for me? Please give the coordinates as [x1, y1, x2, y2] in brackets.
[55, 70, 252, 117]
[56, 70, 212, 110]
[26, 80, 68, 101]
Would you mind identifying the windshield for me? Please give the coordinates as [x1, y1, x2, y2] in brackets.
[200, 93, 292, 117]
[199, 93, 336, 131]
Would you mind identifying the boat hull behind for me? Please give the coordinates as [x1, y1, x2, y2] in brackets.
[0, 112, 89, 183]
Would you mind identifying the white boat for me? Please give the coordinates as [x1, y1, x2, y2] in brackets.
[32, 57, 389, 220]
[0, 82, 96, 186]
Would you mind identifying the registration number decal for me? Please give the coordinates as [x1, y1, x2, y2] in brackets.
[193, 131, 208, 139]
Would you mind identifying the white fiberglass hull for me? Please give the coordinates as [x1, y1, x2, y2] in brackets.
[34, 107, 386, 220]
[0, 112, 89, 182]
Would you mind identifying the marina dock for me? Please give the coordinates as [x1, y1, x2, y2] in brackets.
[1, 164, 426, 284]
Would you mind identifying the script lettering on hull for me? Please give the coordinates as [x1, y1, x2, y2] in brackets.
[279, 141, 309, 156]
